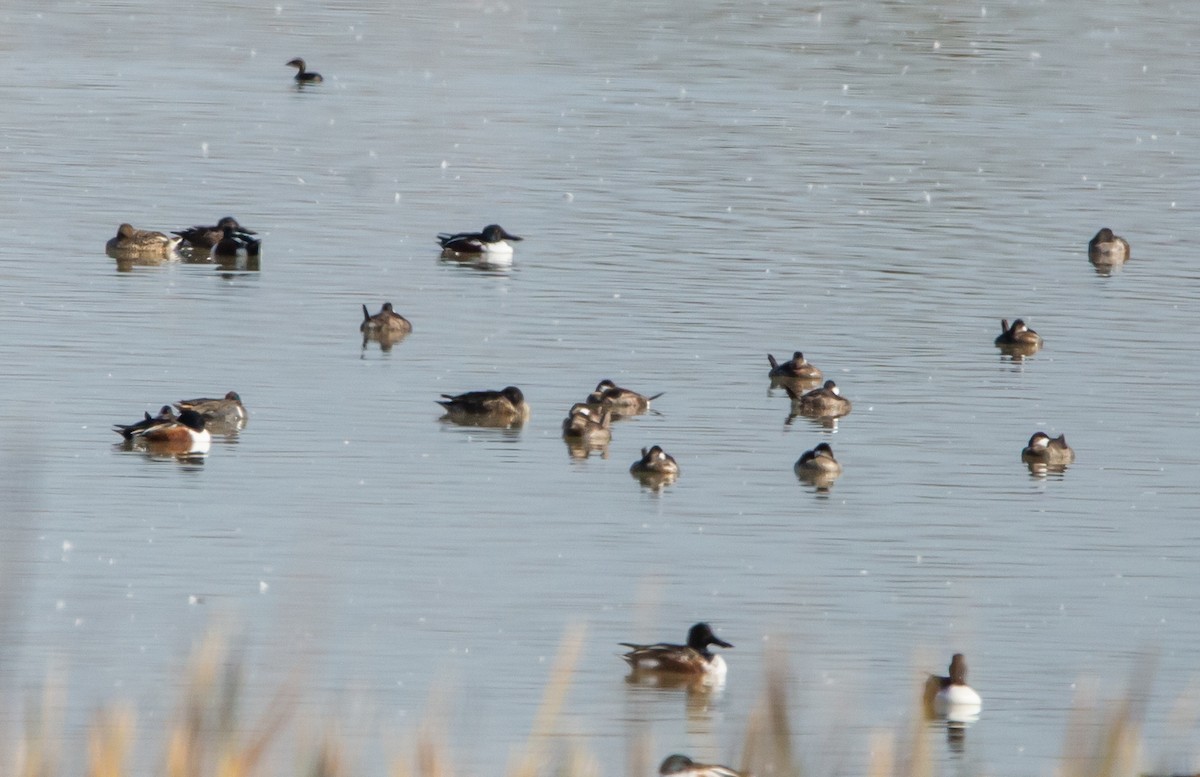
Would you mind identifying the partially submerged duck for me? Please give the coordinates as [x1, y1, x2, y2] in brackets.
[173, 217, 256, 250]
[115, 408, 211, 454]
[629, 445, 679, 477]
[994, 319, 1043, 351]
[768, 351, 822, 381]
[106, 223, 181, 260]
[785, 380, 852, 418]
[562, 403, 612, 445]
[287, 58, 322, 83]
[437, 224, 522, 259]
[585, 379, 663, 415]
[437, 386, 529, 421]
[1088, 227, 1130, 264]
[1021, 431, 1074, 466]
[621, 623, 732, 680]
[361, 302, 413, 337]
[659, 755, 746, 777]
[923, 653, 982, 720]
[794, 442, 841, 476]
[175, 391, 247, 428]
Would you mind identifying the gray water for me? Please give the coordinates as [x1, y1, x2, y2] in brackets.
[3, 0, 1200, 774]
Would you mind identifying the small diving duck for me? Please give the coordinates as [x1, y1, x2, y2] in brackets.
[115, 408, 211, 454]
[175, 391, 248, 427]
[784, 380, 852, 418]
[1021, 431, 1074, 466]
[1088, 227, 1130, 264]
[794, 442, 841, 476]
[768, 351, 822, 381]
[361, 302, 413, 337]
[212, 224, 262, 258]
[994, 318, 1043, 350]
[105, 223, 182, 259]
[113, 405, 176, 440]
[437, 386, 530, 421]
[562, 403, 612, 444]
[630, 445, 679, 477]
[621, 622, 732, 679]
[286, 58, 322, 83]
[173, 217, 256, 250]
[923, 653, 982, 719]
[659, 755, 746, 777]
[437, 224, 523, 259]
[585, 379, 663, 415]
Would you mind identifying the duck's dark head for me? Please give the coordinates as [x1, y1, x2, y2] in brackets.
[286, 58, 307, 70]
[381, 302, 395, 313]
[501, 386, 525, 405]
[814, 442, 835, 457]
[948, 653, 968, 684]
[687, 622, 732, 651]
[482, 224, 522, 243]
[178, 410, 207, 432]
[218, 216, 255, 235]
[224, 391, 242, 402]
[659, 755, 697, 776]
[1027, 431, 1051, 449]
[117, 223, 136, 238]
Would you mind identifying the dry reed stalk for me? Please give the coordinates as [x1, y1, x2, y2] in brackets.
[87, 704, 135, 777]
[507, 624, 586, 777]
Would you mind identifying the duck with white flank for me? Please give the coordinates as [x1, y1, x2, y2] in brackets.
[437, 224, 522, 260]
[114, 408, 211, 455]
[621, 623, 732, 681]
[923, 653, 982, 720]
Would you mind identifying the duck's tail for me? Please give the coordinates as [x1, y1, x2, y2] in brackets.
[767, 354, 779, 369]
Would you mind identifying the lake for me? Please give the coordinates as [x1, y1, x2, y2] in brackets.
[1, 0, 1199, 774]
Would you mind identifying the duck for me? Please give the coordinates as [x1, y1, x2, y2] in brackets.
[286, 58, 322, 83]
[994, 319, 1043, 350]
[923, 653, 982, 719]
[175, 391, 248, 427]
[437, 225, 523, 259]
[113, 405, 176, 440]
[562, 403, 612, 444]
[794, 442, 841, 476]
[105, 223, 181, 259]
[1088, 228, 1130, 264]
[212, 225, 262, 258]
[585, 379, 663, 415]
[629, 445, 679, 477]
[768, 351, 822, 381]
[1021, 432, 1074, 466]
[172, 217, 256, 250]
[620, 623, 732, 679]
[659, 755, 746, 777]
[437, 386, 530, 421]
[116, 408, 211, 454]
[784, 380, 852, 418]
[361, 302, 413, 337]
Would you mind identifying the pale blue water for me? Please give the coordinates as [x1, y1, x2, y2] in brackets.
[2, 0, 1200, 775]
